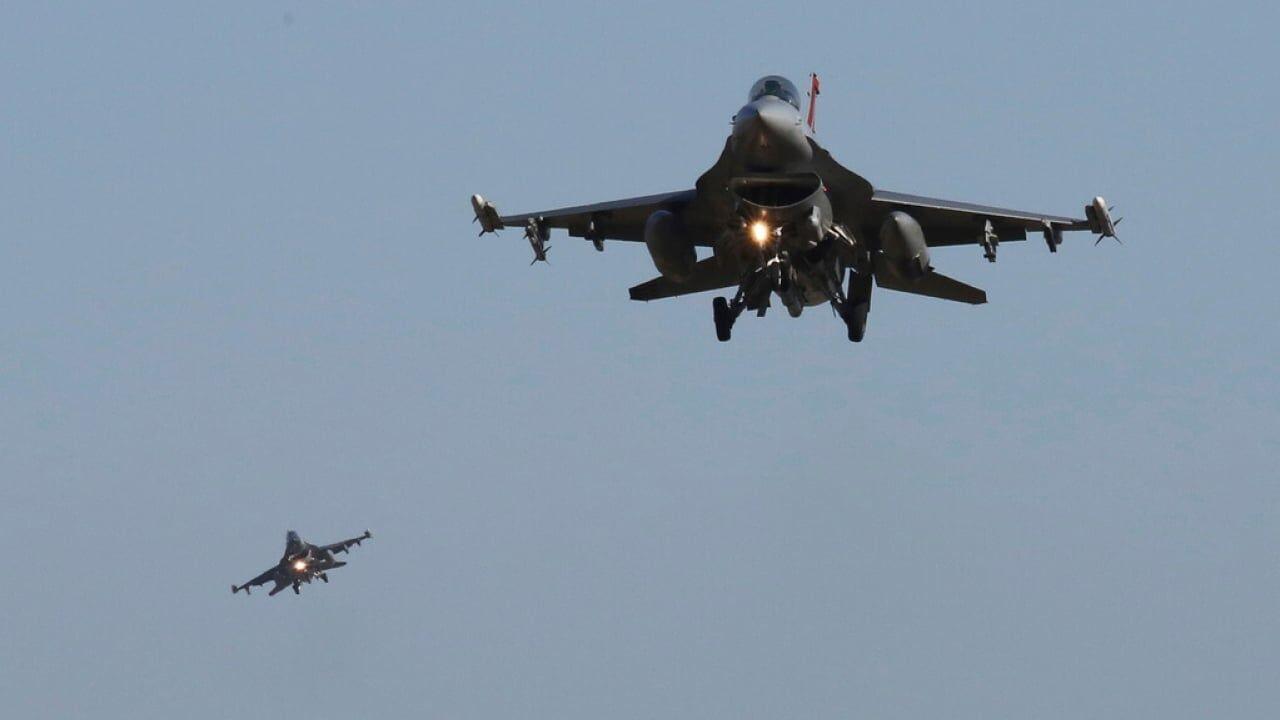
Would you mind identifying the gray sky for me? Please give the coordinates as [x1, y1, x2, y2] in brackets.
[2, 2, 1278, 718]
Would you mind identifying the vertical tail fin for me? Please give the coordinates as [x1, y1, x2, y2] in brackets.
[806, 73, 820, 133]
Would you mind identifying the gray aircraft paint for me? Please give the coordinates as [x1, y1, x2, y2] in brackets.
[233, 530, 372, 597]
[472, 76, 1115, 342]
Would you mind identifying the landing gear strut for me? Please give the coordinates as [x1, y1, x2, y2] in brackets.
[712, 296, 737, 342]
[841, 271, 872, 342]
[713, 267, 769, 342]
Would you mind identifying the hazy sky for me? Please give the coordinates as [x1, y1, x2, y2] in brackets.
[2, 2, 1278, 718]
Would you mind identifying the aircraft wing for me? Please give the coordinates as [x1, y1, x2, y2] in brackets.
[866, 190, 1090, 247]
[232, 567, 278, 595]
[322, 530, 372, 555]
[810, 139, 1107, 249]
[472, 190, 698, 244]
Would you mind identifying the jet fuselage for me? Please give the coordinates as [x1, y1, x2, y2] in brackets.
[716, 78, 849, 316]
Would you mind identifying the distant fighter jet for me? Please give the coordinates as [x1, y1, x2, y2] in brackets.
[472, 75, 1118, 342]
[232, 530, 371, 596]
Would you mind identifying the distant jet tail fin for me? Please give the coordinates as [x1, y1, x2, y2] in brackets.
[875, 270, 987, 305]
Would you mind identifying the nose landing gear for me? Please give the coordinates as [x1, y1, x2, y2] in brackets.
[712, 296, 738, 342]
[839, 271, 872, 342]
[841, 301, 869, 342]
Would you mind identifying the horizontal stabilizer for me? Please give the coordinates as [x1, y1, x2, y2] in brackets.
[876, 270, 987, 305]
[629, 257, 738, 302]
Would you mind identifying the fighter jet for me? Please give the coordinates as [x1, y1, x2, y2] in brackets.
[472, 75, 1118, 342]
[231, 529, 371, 597]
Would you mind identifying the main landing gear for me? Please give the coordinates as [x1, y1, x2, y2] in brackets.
[712, 265, 770, 342]
[712, 296, 736, 342]
[713, 263, 872, 343]
[839, 271, 872, 343]
[713, 290, 765, 342]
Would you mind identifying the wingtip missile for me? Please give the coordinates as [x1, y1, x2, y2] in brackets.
[1086, 196, 1121, 245]
[471, 195, 504, 235]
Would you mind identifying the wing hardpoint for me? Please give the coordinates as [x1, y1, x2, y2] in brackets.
[480, 190, 699, 244]
[866, 190, 1088, 247]
[809, 139, 1088, 249]
[323, 530, 371, 555]
[232, 567, 278, 595]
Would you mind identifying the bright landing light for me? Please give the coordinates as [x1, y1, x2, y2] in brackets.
[293, 560, 308, 572]
[750, 221, 771, 245]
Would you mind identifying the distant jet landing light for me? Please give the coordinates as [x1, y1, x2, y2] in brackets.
[750, 221, 771, 245]
[293, 560, 307, 571]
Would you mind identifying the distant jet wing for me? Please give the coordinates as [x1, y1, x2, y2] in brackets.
[629, 256, 739, 301]
[866, 190, 1088, 247]
[322, 530, 371, 555]
[233, 567, 278, 594]
[493, 189, 699, 244]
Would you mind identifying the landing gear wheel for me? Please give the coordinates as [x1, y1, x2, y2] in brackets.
[843, 270, 873, 343]
[843, 302, 869, 342]
[713, 296, 733, 342]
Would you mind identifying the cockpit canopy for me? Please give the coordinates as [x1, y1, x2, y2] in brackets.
[748, 76, 801, 111]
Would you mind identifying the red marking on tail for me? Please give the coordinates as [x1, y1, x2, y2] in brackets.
[806, 73, 820, 133]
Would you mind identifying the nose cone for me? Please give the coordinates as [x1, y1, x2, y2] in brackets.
[732, 97, 811, 170]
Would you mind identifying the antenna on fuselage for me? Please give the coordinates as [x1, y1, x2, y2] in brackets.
[806, 72, 820, 133]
